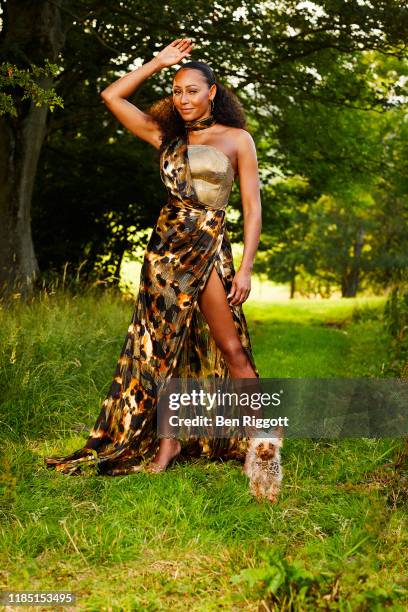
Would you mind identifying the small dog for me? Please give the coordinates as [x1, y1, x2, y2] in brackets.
[243, 436, 283, 503]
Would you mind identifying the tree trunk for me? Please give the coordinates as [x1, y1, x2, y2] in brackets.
[0, 0, 68, 299]
[289, 263, 296, 299]
[341, 227, 365, 297]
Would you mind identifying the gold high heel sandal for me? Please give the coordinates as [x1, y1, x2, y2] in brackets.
[144, 441, 181, 473]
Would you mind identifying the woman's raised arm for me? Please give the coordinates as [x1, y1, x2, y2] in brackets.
[100, 38, 194, 149]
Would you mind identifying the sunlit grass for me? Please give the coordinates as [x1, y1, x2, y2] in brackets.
[0, 286, 406, 610]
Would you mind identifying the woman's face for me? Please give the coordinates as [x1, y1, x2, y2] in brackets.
[172, 69, 215, 120]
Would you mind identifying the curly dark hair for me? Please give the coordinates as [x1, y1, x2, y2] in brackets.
[147, 60, 248, 150]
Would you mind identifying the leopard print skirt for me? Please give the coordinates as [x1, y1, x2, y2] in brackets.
[44, 135, 260, 476]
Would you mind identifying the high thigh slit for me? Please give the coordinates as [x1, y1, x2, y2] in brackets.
[44, 135, 260, 476]
[197, 263, 255, 372]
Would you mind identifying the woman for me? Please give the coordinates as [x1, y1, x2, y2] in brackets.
[44, 38, 262, 476]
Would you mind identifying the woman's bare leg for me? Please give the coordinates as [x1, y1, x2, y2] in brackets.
[149, 265, 257, 469]
[197, 265, 258, 379]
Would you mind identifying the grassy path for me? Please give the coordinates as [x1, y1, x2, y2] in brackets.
[0, 291, 406, 610]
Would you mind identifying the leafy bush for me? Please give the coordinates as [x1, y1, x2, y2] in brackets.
[383, 284, 408, 377]
[351, 302, 383, 323]
[231, 548, 334, 608]
[231, 547, 406, 609]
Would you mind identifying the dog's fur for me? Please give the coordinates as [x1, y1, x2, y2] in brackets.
[243, 436, 283, 503]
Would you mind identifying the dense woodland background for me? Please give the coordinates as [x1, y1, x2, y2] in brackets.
[1, 0, 407, 300]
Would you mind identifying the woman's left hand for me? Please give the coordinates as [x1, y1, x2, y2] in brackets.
[227, 268, 252, 306]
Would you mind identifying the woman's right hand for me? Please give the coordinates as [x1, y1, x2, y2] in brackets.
[154, 38, 194, 69]
[100, 38, 194, 150]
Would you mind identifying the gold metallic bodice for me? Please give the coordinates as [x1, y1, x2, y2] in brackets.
[187, 145, 235, 210]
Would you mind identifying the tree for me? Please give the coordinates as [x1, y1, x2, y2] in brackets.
[0, 0, 69, 299]
[1, 0, 407, 298]
[255, 51, 408, 297]
[306, 189, 377, 298]
[253, 176, 313, 298]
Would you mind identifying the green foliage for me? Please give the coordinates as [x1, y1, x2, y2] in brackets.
[231, 548, 328, 605]
[383, 283, 408, 376]
[233, 547, 406, 609]
[256, 182, 385, 298]
[0, 454, 17, 522]
[15, 0, 405, 291]
[32, 133, 161, 283]
[384, 285, 408, 339]
[257, 96, 408, 296]
[254, 176, 313, 290]
[0, 60, 64, 116]
[351, 302, 383, 324]
[355, 585, 407, 609]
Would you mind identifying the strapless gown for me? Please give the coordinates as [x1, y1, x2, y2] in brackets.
[44, 135, 260, 476]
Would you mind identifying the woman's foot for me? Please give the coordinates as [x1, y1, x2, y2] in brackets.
[144, 438, 182, 473]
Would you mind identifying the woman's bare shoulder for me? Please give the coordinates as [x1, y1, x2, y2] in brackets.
[223, 126, 256, 149]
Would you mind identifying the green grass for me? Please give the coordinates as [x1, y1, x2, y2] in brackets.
[0, 288, 406, 610]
